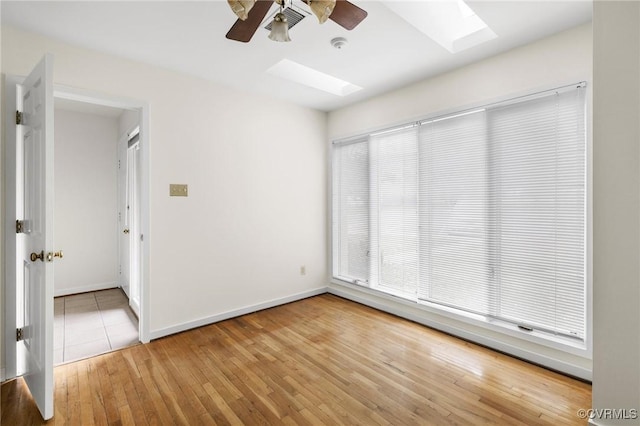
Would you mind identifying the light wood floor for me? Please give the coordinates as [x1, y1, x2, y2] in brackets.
[2, 294, 591, 425]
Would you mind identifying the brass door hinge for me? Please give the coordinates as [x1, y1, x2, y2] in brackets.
[16, 110, 23, 125]
[16, 220, 24, 234]
[16, 328, 24, 342]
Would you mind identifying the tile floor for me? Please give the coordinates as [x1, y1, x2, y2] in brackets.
[54, 288, 139, 365]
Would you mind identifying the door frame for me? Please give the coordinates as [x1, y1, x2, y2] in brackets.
[4, 75, 22, 381]
[4, 80, 151, 381]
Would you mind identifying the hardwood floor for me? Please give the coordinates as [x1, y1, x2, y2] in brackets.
[2, 294, 591, 425]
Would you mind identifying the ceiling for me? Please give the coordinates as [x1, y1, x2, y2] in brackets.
[1, 1, 592, 112]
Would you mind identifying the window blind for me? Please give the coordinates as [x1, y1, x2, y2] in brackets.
[487, 88, 586, 338]
[371, 126, 419, 296]
[418, 110, 491, 314]
[332, 83, 587, 342]
[332, 139, 370, 284]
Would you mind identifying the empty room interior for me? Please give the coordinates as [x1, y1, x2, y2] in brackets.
[1, 1, 639, 425]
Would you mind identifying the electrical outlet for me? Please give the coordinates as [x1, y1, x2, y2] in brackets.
[300, 265, 306, 276]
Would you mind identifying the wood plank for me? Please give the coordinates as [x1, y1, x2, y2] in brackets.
[1, 294, 591, 425]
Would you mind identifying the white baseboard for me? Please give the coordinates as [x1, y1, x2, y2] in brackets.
[1, 367, 5, 382]
[148, 287, 328, 340]
[54, 282, 118, 297]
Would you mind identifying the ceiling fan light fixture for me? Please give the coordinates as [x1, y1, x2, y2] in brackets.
[308, 0, 336, 24]
[269, 12, 292, 42]
[227, 0, 256, 21]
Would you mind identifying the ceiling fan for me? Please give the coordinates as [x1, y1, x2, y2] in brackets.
[226, 0, 368, 43]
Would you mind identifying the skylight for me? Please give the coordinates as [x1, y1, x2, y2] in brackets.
[267, 59, 362, 97]
[382, 0, 497, 53]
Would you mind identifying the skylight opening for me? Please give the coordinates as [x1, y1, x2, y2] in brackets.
[267, 59, 362, 97]
[382, 0, 497, 53]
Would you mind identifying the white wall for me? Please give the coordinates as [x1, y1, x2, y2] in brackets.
[1, 24, 328, 353]
[592, 2, 640, 425]
[329, 24, 591, 138]
[327, 24, 593, 379]
[54, 108, 119, 296]
[119, 109, 138, 137]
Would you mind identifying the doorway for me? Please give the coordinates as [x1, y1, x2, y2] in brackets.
[51, 99, 141, 364]
[4, 57, 150, 420]
[4, 79, 151, 372]
[48, 86, 150, 349]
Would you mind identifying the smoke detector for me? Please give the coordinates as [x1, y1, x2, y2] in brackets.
[331, 37, 348, 49]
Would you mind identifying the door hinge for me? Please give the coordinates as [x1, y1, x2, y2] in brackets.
[16, 219, 24, 234]
[16, 328, 24, 342]
[16, 110, 23, 125]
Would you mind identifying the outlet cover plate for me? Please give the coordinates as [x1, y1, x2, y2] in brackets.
[170, 184, 188, 197]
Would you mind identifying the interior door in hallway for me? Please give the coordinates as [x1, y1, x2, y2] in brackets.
[118, 125, 141, 317]
[118, 131, 130, 298]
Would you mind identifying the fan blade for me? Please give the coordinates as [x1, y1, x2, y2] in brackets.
[329, 0, 367, 30]
[226, 0, 274, 43]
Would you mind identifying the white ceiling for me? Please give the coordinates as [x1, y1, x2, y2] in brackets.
[1, 1, 592, 112]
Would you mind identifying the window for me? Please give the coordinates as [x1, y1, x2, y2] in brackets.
[332, 83, 587, 343]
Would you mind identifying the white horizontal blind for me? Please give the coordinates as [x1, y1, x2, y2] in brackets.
[418, 111, 491, 314]
[332, 139, 370, 284]
[488, 88, 586, 338]
[332, 83, 586, 341]
[371, 126, 419, 296]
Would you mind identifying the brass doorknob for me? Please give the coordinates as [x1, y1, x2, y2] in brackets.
[123, 228, 130, 235]
[30, 251, 44, 262]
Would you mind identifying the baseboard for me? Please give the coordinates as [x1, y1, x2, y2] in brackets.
[148, 287, 329, 340]
[54, 282, 118, 297]
[1, 367, 5, 382]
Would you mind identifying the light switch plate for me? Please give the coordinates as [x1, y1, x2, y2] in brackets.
[170, 184, 188, 197]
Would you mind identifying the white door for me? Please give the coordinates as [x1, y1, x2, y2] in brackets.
[17, 54, 55, 420]
[118, 126, 141, 317]
[118, 132, 130, 297]
[128, 139, 142, 316]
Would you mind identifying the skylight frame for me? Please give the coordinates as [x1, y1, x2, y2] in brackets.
[382, 0, 497, 53]
[267, 59, 363, 97]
